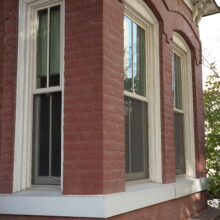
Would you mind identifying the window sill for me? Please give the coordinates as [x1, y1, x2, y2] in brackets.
[0, 177, 207, 218]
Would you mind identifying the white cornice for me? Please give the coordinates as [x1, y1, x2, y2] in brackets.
[183, 0, 220, 24]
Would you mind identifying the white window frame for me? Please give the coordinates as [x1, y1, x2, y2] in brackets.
[13, 0, 64, 192]
[172, 32, 196, 178]
[124, 0, 162, 183]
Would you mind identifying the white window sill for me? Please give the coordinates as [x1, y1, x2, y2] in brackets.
[0, 177, 207, 218]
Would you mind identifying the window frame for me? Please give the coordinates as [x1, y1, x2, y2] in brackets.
[124, 13, 149, 181]
[32, 3, 62, 186]
[124, 0, 162, 183]
[13, 0, 64, 192]
[172, 32, 196, 178]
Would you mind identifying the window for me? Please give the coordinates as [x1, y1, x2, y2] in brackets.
[124, 16, 148, 181]
[124, 0, 161, 183]
[173, 52, 186, 175]
[32, 5, 62, 185]
[13, 0, 64, 192]
[172, 33, 196, 177]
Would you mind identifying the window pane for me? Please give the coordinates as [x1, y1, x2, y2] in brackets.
[125, 98, 130, 174]
[37, 9, 48, 88]
[131, 98, 147, 173]
[124, 16, 133, 92]
[32, 92, 61, 184]
[33, 94, 50, 177]
[51, 92, 61, 176]
[173, 53, 183, 109]
[125, 96, 148, 180]
[133, 23, 146, 96]
[49, 6, 60, 87]
[174, 112, 186, 175]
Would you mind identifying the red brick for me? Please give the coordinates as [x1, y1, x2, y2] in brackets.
[0, 0, 18, 194]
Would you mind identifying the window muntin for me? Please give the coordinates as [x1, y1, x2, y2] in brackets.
[124, 15, 148, 181]
[172, 52, 186, 175]
[32, 5, 62, 185]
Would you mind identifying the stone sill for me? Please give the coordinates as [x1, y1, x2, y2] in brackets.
[0, 177, 207, 218]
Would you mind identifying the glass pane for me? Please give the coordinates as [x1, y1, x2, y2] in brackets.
[124, 16, 133, 92]
[173, 53, 183, 109]
[49, 6, 60, 87]
[37, 9, 48, 88]
[125, 96, 148, 180]
[130, 98, 147, 173]
[32, 92, 62, 183]
[33, 94, 50, 177]
[133, 23, 146, 96]
[51, 92, 61, 176]
[174, 112, 186, 175]
[125, 97, 131, 174]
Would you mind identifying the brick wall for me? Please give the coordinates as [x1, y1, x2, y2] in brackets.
[0, 0, 18, 194]
[0, 0, 3, 192]
[63, 0, 124, 195]
[102, 0, 125, 194]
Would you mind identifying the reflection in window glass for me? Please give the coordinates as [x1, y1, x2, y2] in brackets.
[133, 23, 146, 96]
[124, 16, 146, 96]
[124, 16, 133, 92]
[173, 53, 182, 110]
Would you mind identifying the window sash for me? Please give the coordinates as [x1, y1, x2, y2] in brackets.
[173, 53, 183, 110]
[174, 112, 186, 175]
[32, 92, 61, 185]
[125, 96, 148, 181]
[124, 16, 146, 97]
[124, 14, 148, 181]
[32, 4, 62, 186]
[172, 52, 185, 175]
[36, 5, 61, 89]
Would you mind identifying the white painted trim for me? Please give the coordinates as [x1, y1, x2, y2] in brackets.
[172, 32, 196, 177]
[0, 178, 207, 218]
[183, 0, 193, 10]
[175, 177, 207, 198]
[124, 91, 148, 103]
[125, 0, 162, 183]
[13, 0, 64, 192]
